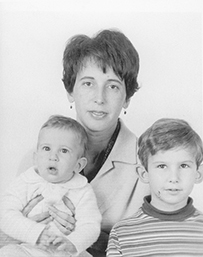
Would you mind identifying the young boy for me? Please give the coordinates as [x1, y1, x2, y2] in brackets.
[0, 115, 101, 257]
[107, 118, 203, 257]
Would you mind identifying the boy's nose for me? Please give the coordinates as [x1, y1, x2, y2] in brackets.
[169, 168, 179, 183]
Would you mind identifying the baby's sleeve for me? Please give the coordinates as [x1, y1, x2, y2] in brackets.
[67, 184, 102, 255]
[0, 176, 46, 245]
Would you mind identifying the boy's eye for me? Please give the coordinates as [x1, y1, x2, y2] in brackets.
[157, 164, 166, 169]
[42, 146, 50, 151]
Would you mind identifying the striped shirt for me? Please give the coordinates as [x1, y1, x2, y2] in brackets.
[107, 196, 203, 257]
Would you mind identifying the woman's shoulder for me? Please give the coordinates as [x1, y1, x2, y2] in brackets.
[119, 119, 137, 138]
[111, 120, 137, 162]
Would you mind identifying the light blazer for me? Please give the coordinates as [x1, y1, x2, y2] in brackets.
[90, 120, 150, 233]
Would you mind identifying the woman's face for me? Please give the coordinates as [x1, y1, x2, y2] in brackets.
[67, 60, 130, 133]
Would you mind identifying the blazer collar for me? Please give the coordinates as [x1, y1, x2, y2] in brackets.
[98, 119, 137, 174]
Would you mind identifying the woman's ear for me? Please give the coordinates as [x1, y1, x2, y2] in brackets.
[123, 98, 131, 109]
[195, 164, 203, 184]
[67, 92, 74, 103]
[75, 157, 87, 173]
[136, 165, 149, 184]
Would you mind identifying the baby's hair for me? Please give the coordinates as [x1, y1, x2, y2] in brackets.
[39, 115, 88, 157]
[138, 118, 203, 170]
[62, 29, 140, 100]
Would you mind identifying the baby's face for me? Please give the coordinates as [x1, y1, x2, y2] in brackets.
[34, 127, 82, 183]
[147, 147, 200, 212]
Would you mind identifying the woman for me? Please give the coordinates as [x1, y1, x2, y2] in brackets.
[60, 29, 149, 256]
[0, 29, 149, 257]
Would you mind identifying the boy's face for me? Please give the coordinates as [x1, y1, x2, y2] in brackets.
[34, 127, 86, 183]
[145, 148, 202, 212]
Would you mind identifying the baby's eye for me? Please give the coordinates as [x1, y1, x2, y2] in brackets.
[42, 146, 50, 151]
[157, 164, 166, 169]
[61, 148, 68, 153]
[180, 164, 189, 169]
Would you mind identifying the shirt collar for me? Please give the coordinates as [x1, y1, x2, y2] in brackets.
[142, 195, 196, 221]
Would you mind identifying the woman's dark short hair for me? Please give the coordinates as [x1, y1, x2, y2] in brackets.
[138, 118, 203, 170]
[62, 29, 140, 100]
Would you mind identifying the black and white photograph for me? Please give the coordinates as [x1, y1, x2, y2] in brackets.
[0, 0, 202, 256]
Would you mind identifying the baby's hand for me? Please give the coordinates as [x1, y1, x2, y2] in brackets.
[36, 225, 57, 250]
[52, 236, 77, 255]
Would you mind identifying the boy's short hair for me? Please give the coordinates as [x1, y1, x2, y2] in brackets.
[40, 115, 88, 157]
[138, 118, 203, 170]
[62, 29, 140, 100]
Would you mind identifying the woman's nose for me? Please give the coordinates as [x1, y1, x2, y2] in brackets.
[94, 87, 105, 105]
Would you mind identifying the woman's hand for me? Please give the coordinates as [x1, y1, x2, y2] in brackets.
[22, 194, 52, 224]
[48, 195, 76, 236]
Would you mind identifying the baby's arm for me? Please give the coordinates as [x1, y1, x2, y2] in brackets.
[51, 236, 77, 255]
[0, 176, 46, 245]
[36, 225, 58, 250]
[63, 184, 102, 255]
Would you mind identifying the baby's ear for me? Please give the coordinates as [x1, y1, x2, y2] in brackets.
[136, 164, 149, 184]
[75, 157, 87, 173]
[33, 151, 37, 166]
[195, 164, 203, 184]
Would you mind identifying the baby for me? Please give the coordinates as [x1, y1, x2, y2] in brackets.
[0, 115, 101, 257]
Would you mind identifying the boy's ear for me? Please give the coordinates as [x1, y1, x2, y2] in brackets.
[195, 164, 203, 184]
[136, 165, 149, 184]
[75, 157, 87, 173]
[67, 92, 74, 103]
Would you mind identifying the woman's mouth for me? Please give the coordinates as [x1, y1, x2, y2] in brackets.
[90, 111, 107, 119]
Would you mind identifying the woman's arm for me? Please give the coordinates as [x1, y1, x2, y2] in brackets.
[22, 195, 51, 224]
[48, 195, 76, 236]
[21, 192, 76, 235]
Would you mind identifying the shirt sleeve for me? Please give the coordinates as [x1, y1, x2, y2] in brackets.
[107, 227, 122, 257]
[0, 176, 46, 245]
[67, 184, 102, 255]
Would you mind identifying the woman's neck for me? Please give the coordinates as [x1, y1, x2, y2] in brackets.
[86, 123, 117, 153]
[87, 131, 112, 154]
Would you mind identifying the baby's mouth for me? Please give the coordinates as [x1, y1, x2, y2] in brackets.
[48, 167, 58, 174]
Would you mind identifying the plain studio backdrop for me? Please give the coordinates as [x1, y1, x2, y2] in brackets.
[0, 0, 202, 210]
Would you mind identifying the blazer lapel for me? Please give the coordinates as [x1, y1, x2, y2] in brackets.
[97, 119, 137, 177]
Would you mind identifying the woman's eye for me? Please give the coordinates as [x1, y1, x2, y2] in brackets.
[83, 81, 92, 87]
[42, 146, 50, 151]
[109, 84, 119, 90]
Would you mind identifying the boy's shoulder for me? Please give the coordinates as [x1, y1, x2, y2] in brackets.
[191, 208, 203, 220]
[113, 207, 147, 230]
